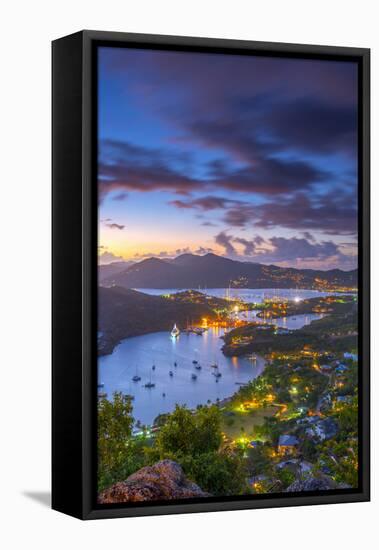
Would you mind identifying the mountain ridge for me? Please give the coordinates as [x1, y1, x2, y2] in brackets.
[101, 253, 357, 290]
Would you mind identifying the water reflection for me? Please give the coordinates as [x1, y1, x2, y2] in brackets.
[99, 288, 333, 425]
[99, 328, 265, 426]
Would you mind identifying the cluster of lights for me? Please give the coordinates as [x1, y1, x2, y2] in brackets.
[234, 436, 249, 448]
[252, 482, 264, 493]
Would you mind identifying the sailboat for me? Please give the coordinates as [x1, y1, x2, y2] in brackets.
[144, 369, 155, 388]
[132, 365, 141, 382]
[171, 323, 180, 338]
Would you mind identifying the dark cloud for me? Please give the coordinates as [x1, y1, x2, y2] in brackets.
[214, 232, 237, 256]
[253, 192, 357, 235]
[214, 157, 329, 195]
[261, 97, 357, 155]
[262, 236, 340, 262]
[133, 251, 170, 259]
[99, 137, 333, 202]
[234, 236, 265, 256]
[112, 192, 128, 201]
[183, 118, 332, 195]
[214, 233, 357, 269]
[99, 140, 200, 197]
[170, 196, 234, 210]
[105, 222, 125, 230]
[201, 221, 218, 227]
[101, 49, 357, 112]
[99, 49, 359, 256]
[134, 247, 191, 260]
[302, 231, 316, 242]
[169, 187, 357, 236]
[195, 246, 215, 254]
[222, 204, 256, 227]
[98, 251, 124, 264]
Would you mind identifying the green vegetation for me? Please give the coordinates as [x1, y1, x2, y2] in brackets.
[98, 349, 359, 495]
[218, 351, 359, 491]
[254, 294, 356, 317]
[223, 309, 357, 356]
[98, 294, 359, 496]
[98, 287, 223, 355]
[221, 406, 277, 440]
[98, 398, 248, 496]
[98, 392, 147, 492]
[154, 405, 222, 456]
[151, 405, 247, 495]
[316, 395, 358, 486]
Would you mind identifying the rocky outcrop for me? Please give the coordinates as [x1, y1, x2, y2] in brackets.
[98, 460, 210, 503]
[286, 475, 338, 492]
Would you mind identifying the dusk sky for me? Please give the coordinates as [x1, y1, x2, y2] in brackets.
[98, 47, 358, 270]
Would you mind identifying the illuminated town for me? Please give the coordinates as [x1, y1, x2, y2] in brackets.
[96, 46, 359, 502]
[98, 286, 358, 497]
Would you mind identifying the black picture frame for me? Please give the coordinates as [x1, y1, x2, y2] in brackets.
[52, 30, 370, 520]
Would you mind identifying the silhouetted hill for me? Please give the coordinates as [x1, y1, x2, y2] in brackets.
[101, 253, 357, 290]
[98, 287, 220, 355]
[99, 261, 134, 282]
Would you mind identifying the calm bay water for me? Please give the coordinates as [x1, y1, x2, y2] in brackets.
[240, 309, 325, 329]
[99, 328, 265, 426]
[99, 288, 329, 426]
[135, 287, 343, 301]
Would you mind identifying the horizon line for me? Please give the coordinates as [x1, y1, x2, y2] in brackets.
[98, 251, 358, 273]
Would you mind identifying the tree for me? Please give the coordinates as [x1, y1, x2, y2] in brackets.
[258, 416, 282, 445]
[155, 404, 222, 458]
[154, 404, 246, 495]
[98, 392, 145, 491]
[333, 395, 358, 437]
[153, 412, 170, 427]
[245, 445, 273, 477]
[276, 467, 296, 490]
[317, 438, 358, 487]
[180, 452, 248, 496]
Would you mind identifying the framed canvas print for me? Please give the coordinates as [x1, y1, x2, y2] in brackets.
[52, 30, 370, 520]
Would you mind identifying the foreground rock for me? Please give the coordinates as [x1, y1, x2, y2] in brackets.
[98, 460, 210, 503]
[286, 475, 340, 492]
